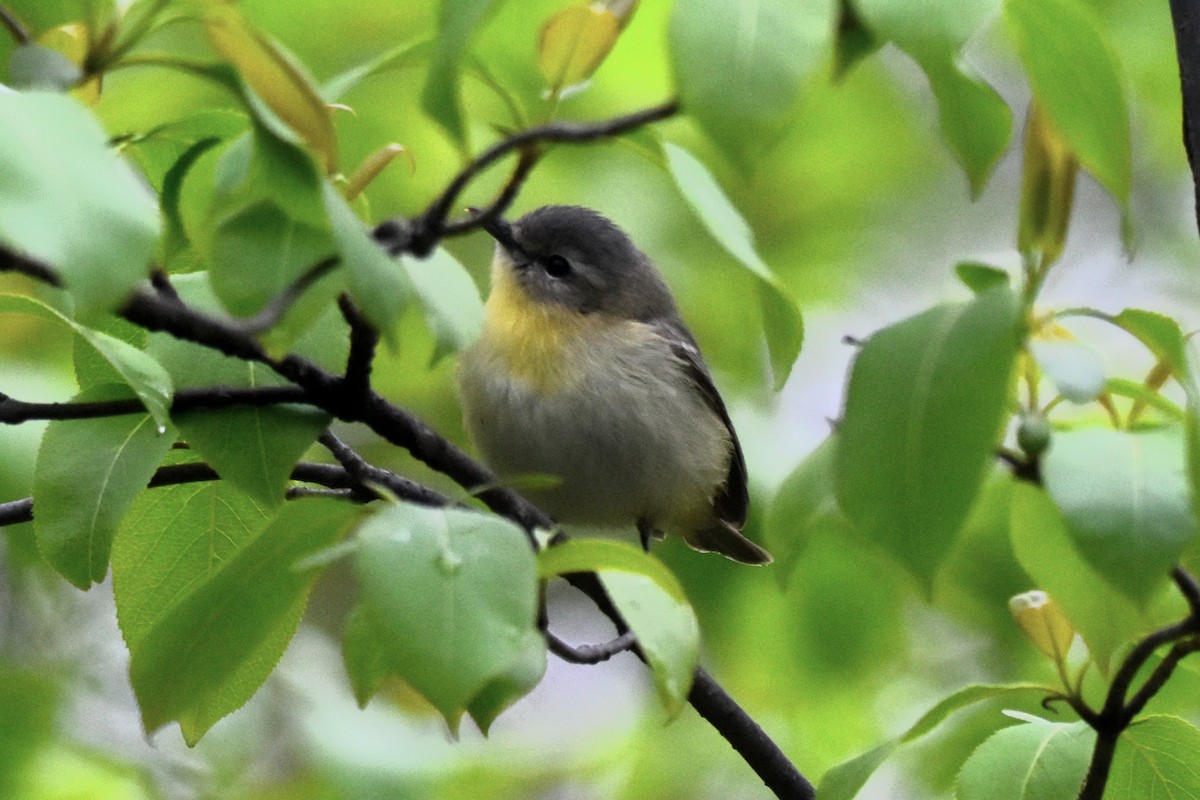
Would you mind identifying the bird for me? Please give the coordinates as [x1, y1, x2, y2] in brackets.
[457, 205, 771, 565]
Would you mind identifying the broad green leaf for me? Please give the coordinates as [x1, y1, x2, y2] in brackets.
[354, 502, 544, 732]
[112, 467, 272, 647]
[209, 200, 334, 318]
[402, 247, 484, 363]
[1029, 339, 1106, 405]
[422, 0, 500, 145]
[33, 388, 176, 589]
[603, 570, 699, 716]
[1004, 0, 1130, 204]
[836, 288, 1022, 589]
[146, 277, 331, 506]
[0, 92, 159, 320]
[663, 143, 803, 388]
[1010, 482, 1140, 670]
[323, 184, 409, 342]
[1018, 103, 1077, 266]
[668, 0, 834, 165]
[817, 682, 1047, 800]
[1042, 426, 1196, 603]
[537, 538, 688, 603]
[537, 3, 621, 94]
[854, 0, 1010, 194]
[1108, 715, 1200, 799]
[342, 604, 390, 708]
[0, 294, 172, 427]
[955, 262, 1010, 294]
[129, 498, 361, 741]
[71, 316, 147, 391]
[539, 539, 698, 715]
[160, 137, 223, 260]
[7, 42, 81, 91]
[766, 435, 855, 588]
[204, 4, 337, 173]
[957, 720, 1093, 799]
[1113, 309, 1186, 372]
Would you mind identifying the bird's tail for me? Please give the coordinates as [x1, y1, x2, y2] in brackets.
[684, 521, 772, 565]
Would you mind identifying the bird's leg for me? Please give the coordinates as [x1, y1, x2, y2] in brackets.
[636, 518, 657, 552]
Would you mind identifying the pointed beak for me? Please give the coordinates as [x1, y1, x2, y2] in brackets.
[471, 208, 524, 258]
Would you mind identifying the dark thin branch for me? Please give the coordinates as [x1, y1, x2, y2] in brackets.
[149, 268, 183, 304]
[1169, 0, 1200, 235]
[440, 146, 541, 239]
[546, 630, 637, 664]
[0, 498, 32, 526]
[0, 386, 311, 424]
[1122, 637, 1200, 721]
[338, 295, 378, 395]
[318, 430, 454, 509]
[1172, 565, 1200, 618]
[0, 6, 30, 44]
[690, 668, 815, 800]
[400, 99, 679, 255]
[0, 246, 61, 285]
[232, 257, 339, 335]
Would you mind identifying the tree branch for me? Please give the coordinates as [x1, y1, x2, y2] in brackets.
[338, 295, 378, 396]
[318, 430, 454, 509]
[0, 5, 30, 44]
[398, 99, 680, 256]
[1169, 0, 1200, 235]
[230, 256, 339, 335]
[0, 386, 311, 424]
[546, 630, 637, 664]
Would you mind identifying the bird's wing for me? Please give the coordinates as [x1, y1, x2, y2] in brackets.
[653, 319, 749, 528]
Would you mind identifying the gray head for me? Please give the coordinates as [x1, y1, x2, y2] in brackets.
[483, 205, 677, 321]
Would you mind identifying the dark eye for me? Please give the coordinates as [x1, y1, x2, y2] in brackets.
[542, 254, 572, 278]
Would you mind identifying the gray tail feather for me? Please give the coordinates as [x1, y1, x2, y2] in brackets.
[685, 521, 773, 565]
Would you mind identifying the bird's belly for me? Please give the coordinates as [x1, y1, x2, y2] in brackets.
[459, 336, 729, 530]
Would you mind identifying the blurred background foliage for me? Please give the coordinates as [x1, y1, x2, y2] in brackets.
[0, 0, 1196, 797]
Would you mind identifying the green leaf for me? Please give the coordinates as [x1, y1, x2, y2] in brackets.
[832, 0, 882, 80]
[1009, 481, 1140, 670]
[129, 498, 361, 741]
[1004, 0, 1130, 204]
[72, 316, 147, 391]
[353, 502, 544, 732]
[422, 0, 500, 145]
[854, 0, 1010, 194]
[1108, 715, 1200, 799]
[209, 200, 334, 318]
[323, 184, 409, 343]
[662, 143, 804, 388]
[0, 294, 172, 428]
[341, 604, 391, 708]
[955, 262, 1010, 294]
[766, 435, 855, 588]
[668, 0, 835, 165]
[1184, 340, 1200, 528]
[1042, 426, 1196, 603]
[539, 539, 699, 715]
[0, 92, 160, 320]
[401, 247, 485, 363]
[204, 4, 337, 173]
[7, 42, 82, 91]
[33, 389, 176, 589]
[112, 467, 272, 647]
[835, 288, 1023, 589]
[817, 683, 1047, 800]
[1113, 309, 1186, 372]
[1029, 339, 1106, 405]
[957, 719, 1093, 799]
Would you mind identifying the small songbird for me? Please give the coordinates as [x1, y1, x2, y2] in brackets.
[457, 205, 771, 565]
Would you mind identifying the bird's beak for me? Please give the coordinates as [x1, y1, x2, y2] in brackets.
[474, 211, 524, 257]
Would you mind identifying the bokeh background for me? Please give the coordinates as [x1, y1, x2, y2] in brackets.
[1, 0, 1197, 797]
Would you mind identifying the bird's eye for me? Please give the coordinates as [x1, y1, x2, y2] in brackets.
[542, 254, 572, 278]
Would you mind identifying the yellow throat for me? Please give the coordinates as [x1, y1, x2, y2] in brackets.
[481, 260, 604, 395]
